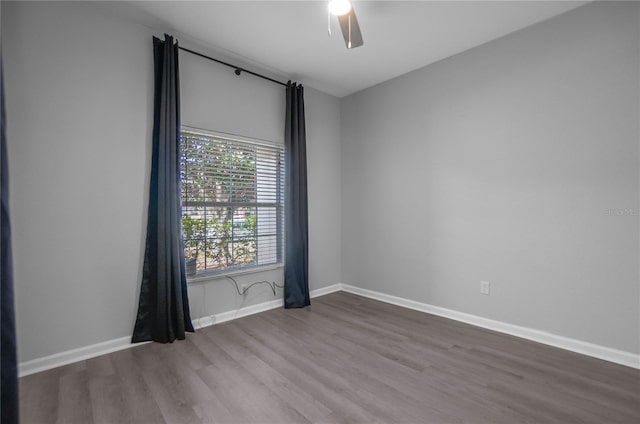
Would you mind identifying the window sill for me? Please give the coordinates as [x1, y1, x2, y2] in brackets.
[186, 264, 284, 285]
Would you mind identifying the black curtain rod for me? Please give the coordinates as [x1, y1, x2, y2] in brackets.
[178, 46, 288, 87]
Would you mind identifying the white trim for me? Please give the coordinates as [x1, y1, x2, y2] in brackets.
[187, 264, 284, 285]
[18, 284, 343, 377]
[193, 283, 343, 329]
[21, 282, 635, 377]
[341, 284, 640, 370]
[192, 298, 282, 330]
[309, 283, 343, 298]
[18, 337, 149, 377]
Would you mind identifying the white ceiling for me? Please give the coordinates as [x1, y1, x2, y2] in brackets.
[100, 1, 588, 97]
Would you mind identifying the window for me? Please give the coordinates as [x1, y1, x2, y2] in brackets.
[180, 128, 284, 276]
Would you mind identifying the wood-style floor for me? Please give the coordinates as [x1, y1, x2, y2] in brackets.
[20, 291, 640, 423]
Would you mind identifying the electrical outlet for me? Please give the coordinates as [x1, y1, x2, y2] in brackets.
[480, 281, 490, 295]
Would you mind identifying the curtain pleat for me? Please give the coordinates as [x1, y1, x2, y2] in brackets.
[1, 48, 19, 424]
[132, 35, 193, 343]
[284, 82, 310, 308]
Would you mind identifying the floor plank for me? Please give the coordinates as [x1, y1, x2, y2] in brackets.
[19, 291, 640, 423]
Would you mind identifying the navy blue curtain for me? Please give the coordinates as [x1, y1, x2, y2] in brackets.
[1, 52, 19, 423]
[132, 35, 194, 343]
[284, 82, 310, 308]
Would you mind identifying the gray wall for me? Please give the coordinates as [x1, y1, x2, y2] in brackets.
[341, 1, 639, 354]
[3, 1, 342, 363]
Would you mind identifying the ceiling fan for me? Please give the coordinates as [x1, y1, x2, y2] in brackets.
[328, 0, 364, 49]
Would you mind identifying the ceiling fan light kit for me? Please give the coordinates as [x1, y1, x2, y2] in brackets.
[328, 0, 352, 16]
[328, 0, 363, 49]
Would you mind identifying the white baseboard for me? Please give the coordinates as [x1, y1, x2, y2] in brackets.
[21, 282, 636, 376]
[310, 283, 343, 298]
[192, 298, 282, 330]
[341, 284, 640, 370]
[18, 336, 144, 377]
[193, 283, 343, 329]
[19, 283, 343, 377]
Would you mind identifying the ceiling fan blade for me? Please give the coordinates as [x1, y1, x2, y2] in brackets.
[337, 7, 363, 49]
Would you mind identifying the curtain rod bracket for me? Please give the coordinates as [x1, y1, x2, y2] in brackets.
[234, 68, 242, 76]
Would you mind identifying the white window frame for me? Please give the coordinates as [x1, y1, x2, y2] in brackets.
[180, 127, 285, 280]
